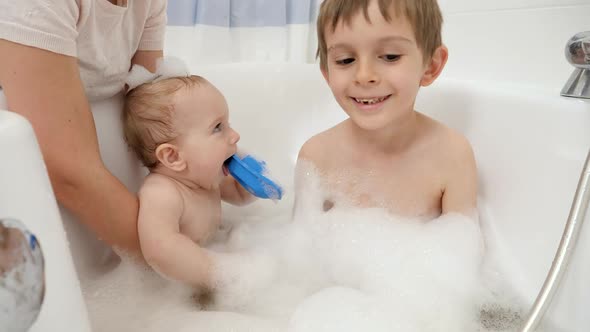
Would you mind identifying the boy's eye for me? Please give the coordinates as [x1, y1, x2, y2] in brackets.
[213, 123, 223, 133]
[382, 54, 401, 62]
[335, 58, 355, 65]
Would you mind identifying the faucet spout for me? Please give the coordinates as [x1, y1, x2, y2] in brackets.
[561, 31, 590, 99]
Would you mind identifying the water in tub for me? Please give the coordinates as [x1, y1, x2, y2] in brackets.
[83, 160, 542, 332]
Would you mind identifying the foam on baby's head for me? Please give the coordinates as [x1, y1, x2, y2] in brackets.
[125, 57, 192, 92]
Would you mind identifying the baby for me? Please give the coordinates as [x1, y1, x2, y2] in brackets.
[123, 60, 255, 289]
[298, 0, 477, 219]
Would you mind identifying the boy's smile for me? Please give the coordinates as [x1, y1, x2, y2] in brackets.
[298, 0, 475, 222]
[351, 94, 392, 112]
[320, 0, 446, 138]
[322, 1, 423, 129]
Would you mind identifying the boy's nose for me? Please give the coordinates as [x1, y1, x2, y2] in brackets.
[355, 60, 380, 85]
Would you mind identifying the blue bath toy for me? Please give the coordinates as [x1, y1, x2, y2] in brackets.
[225, 154, 283, 200]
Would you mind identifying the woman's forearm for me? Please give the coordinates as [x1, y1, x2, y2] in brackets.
[0, 40, 143, 259]
[54, 165, 141, 256]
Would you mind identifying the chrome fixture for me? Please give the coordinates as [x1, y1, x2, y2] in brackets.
[519, 150, 589, 332]
[521, 32, 590, 332]
[561, 31, 590, 99]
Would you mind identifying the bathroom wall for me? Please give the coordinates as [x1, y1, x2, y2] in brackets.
[439, 0, 589, 94]
[165, 0, 589, 93]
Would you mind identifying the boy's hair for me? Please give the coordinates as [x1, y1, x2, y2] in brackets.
[123, 75, 205, 169]
[316, 0, 443, 71]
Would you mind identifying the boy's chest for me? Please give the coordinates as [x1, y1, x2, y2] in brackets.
[322, 157, 445, 219]
[179, 191, 222, 245]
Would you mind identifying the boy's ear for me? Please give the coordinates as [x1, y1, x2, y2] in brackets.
[420, 45, 448, 87]
[155, 143, 186, 172]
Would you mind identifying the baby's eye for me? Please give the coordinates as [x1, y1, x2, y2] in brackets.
[335, 58, 355, 66]
[213, 123, 223, 133]
[382, 54, 401, 62]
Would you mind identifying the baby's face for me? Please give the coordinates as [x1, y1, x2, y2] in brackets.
[322, 1, 429, 132]
[172, 82, 240, 188]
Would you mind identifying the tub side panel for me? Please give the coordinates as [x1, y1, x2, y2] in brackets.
[0, 109, 92, 332]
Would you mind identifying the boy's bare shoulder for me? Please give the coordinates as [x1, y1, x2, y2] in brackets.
[424, 116, 477, 182]
[420, 113, 475, 168]
[419, 114, 478, 214]
[297, 122, 345, 168]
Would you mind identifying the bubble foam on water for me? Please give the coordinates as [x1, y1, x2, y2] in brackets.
[82, 162, 531, 332]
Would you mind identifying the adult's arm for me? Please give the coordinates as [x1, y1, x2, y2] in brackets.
[131, 50, 163, 72]
[0, 40, 142, 257]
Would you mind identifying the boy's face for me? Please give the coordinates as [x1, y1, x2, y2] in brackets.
[322, 1, 446, 132]
[172, 82, 240, 187]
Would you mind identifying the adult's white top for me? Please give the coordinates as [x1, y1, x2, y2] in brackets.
[0, 0, 167, 100]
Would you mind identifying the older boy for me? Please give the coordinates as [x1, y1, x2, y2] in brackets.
[298, 0, 477, 219]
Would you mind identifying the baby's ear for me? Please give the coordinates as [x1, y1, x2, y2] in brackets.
[420, 45, 448, 87]
[155, 143, 186, 172]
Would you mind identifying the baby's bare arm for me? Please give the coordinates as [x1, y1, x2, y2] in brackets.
[441, 134, 478, 216]
[220, 176, 255, 206]
[138, 177, 213, 288]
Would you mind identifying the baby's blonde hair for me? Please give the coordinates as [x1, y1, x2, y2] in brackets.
[316, 0, 443, 71]
[123, 75, 205, 169]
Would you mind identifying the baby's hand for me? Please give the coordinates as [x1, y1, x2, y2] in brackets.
[209, 250, 278, 310]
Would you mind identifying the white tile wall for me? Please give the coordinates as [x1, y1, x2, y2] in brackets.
[439, 0, 588, 14]
[440, 4, 590, 93]
[167, 1, 589, 93]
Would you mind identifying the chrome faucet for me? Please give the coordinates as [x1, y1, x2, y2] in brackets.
[520, 33, 590, 332]
[561, 31, 590, 99]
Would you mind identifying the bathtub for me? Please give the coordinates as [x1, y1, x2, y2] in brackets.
[1, 63, 589, 331]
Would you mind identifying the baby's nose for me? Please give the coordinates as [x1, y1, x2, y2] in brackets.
[230, 128, 240, 144]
